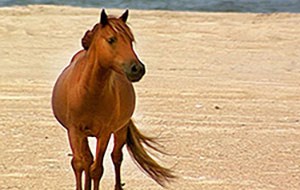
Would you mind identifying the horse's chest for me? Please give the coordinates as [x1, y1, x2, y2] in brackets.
[73, 94, 134, 134]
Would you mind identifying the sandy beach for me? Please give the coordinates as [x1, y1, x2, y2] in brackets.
[0, 5, 300, 190]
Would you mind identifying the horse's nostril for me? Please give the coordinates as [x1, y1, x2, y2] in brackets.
[126, 62, 145, 82]
[131, 64, 138, 73]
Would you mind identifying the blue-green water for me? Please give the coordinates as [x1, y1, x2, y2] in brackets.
[1, 0, 300, 13]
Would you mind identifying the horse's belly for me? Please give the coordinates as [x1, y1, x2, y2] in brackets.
[51, 75, 69, 127]
[51, 62, 78, 128]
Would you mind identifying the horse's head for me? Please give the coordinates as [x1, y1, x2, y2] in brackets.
[84, 9, 145, 82]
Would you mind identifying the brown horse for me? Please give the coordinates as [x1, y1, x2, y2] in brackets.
[51, 9, 174, 190]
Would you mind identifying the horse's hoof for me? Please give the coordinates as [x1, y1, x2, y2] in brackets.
[115, 183, 125, 190]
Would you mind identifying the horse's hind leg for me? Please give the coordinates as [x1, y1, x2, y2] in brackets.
[68, 128, 93, 190]
[111, 126, 128, 190]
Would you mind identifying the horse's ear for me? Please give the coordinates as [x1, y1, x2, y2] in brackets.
[100, 9, 108, 26]
[119, 9, 129, 23]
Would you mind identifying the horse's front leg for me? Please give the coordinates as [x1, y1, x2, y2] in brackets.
[68, 128, 93, 190]
[90, 133, 111, 190]
[82, 137, 93, 190]
[111, 126, 128, 190]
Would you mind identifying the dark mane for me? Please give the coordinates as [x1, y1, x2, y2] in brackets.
[81, 23, 100, 50]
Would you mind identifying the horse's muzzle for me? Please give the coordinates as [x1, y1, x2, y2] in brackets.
[125, 61, 146, 82]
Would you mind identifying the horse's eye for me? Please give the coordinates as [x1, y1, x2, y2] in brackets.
[107, 37, 117, 45]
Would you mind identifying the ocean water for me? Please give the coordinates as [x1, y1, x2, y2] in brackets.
[0, 0, 300, 13]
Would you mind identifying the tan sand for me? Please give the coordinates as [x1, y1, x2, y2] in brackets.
[0, 5, 300, 190]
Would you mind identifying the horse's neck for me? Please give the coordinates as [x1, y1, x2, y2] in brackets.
[78, 50, 114, 96]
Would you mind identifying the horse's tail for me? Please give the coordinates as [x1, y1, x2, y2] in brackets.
[126, 120, 175, 187]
